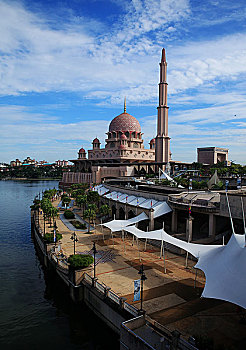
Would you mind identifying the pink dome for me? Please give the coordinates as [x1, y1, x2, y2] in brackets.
[109, 113, 141, 133]
[78, 148, 85, 153]
[119, 144, 125, 149]
[93, 138, 100, 143]
[120, 134, 127, 140]
[150, 138, 155, 144]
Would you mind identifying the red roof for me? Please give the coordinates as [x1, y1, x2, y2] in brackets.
[120, 134, 127, 140]
[93, 138, 100, 143]
[109, 112, 141, 133]
[150, 138, 155, 143]
[78, 148, 85, 153]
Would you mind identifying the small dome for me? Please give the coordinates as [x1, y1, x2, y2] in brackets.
[93, 138, 100, 143]
[150, 138, 155, 144]
[109, 113, 141, 133]
[120, 134, 127, 140]
[119, 144, 126, 149]
[78, 148, 85, 153]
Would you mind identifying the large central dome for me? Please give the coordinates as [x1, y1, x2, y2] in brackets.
[109, 112, 141, 133]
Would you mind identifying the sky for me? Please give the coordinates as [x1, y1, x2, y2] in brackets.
[0, 0, 246, 164]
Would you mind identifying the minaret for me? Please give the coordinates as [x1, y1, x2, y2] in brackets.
[124, 97, 126, 113]
[155, 48, 170, 166]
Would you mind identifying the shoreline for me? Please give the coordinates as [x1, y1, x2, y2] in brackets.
[0, 177, 61, 181]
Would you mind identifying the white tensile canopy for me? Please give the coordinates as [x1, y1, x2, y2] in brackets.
[123, 225, 246, 309]
[101, 212, 149, 232]
[153, 202, 172, 218]
[94, 185, 110, 196]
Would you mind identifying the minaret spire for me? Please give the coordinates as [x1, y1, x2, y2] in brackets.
[124, 97, 126, 113]
[155, 48, 170, 167]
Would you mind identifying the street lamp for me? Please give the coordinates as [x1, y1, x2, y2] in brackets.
[92, 241, 97, 281]
[138, 264, 147, 313]
[70, 232, 78, 255]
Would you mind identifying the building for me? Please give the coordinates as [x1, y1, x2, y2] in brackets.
[197, 147, 229, 165]
[55, 160, 69, 167]
[10, 159, 23, 167]
[23, 157, 36, 165]
[61, 48, 190, 186]
[155, 48, 171, 166]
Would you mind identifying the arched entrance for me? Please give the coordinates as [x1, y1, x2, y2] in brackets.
[111, 205, 116, 219]
[128, 209, 136, 219]
[119, 207, 126, 220]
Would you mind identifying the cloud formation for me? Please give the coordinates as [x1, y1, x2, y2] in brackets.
[0, 0, 246, 164]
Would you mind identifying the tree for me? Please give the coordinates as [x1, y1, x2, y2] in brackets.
[87, 191, 100, 205]
[61, 194, 71, 209]
[76, 194, 87, 214]
[99, 204, 111, 221]
[84, 204, 97, 233]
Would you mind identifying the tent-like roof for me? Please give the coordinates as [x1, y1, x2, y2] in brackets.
[123, 225, 246, 309]
[101, 212, 148, 232]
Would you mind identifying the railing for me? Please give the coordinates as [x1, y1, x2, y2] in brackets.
[82, 273, 139, 317]
[108, 290, 121, 305]
[124, 302, 139, 317]
[95, 280, 106, 294]
[168, 196, 219, 209]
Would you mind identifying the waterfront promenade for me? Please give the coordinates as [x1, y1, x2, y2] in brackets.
[38, 199, 246, 349]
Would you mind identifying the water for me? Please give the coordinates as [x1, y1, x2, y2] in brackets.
[0, 180, 119, 350]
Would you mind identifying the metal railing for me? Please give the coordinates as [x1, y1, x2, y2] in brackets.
[82, 273, 139, 316]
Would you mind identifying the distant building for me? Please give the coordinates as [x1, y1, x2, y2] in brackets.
[23, 156, 36, 165]
[55, 160, 68, 167]
[197, 147, 229, 165]
[10, 159, 23, 167]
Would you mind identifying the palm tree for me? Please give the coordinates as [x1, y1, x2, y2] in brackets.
[100, 204, 111, 222]
[61, 194, 71, 209]
[76, 194, 87, 215]
[84, 204, 97, 233]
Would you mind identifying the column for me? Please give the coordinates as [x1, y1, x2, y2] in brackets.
[171, 209, 178, 233]
[209, 214, 216, 238]
[186, 217, 193, 241]
[149, 208, 154, 231]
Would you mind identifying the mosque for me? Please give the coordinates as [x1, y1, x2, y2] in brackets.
[62, 49, 184, 185]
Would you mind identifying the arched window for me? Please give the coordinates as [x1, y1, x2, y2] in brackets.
[132, 132, 136, 138]
[112, 132, 116, 138]
[108, 133, 111, 139]
[125, 131, 129, 138]
[133, 142, 138, 148]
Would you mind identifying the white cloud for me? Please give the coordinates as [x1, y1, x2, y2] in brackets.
[0, 0, 246, 164]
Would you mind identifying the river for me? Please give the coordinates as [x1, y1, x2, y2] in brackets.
[0, 180, 118, 349]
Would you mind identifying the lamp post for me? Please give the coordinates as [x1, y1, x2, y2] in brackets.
[138, 264, 147, 313]
[92, 241, 97, 281]
[70, 232, 78, 255]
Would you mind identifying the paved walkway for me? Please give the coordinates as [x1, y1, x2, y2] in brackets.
[39, 198, 246, 350]
[59, 211, 94, 232]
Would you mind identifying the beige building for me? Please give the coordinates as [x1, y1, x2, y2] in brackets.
[197, 147, 229, 165]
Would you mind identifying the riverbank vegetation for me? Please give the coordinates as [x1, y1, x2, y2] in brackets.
[0, 164, 70, 180]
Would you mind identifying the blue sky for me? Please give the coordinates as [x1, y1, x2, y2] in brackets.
[0, 0, 246, 164]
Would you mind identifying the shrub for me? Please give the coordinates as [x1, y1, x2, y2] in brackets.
[64, 210, 75, 219]
[70, 220, 87, 229]
[68, 254, 93, 269]
[43, 232, 62, 243]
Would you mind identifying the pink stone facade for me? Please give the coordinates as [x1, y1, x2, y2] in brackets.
[87, 112, 155, 163]
[62, 172, 92, 184]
